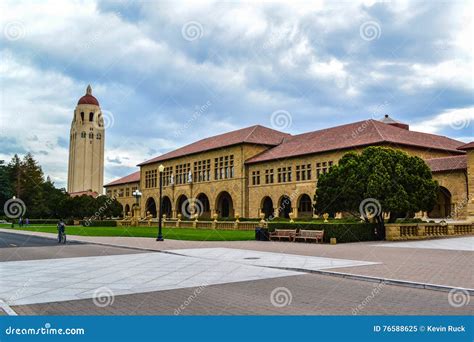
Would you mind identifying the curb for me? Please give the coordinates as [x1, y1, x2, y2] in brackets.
[267, 266, 474, 295]
[1, 228, 472, 296]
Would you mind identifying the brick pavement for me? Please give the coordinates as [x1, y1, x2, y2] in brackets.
[12, 273, 473, 316]
[2, 229, 470, 288]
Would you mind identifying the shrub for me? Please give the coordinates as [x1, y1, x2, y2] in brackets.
[79, 220, 117, 227]
[267, 222, 377, 243]
[395, 218, 424, 223]
[24, 219, 59, 224]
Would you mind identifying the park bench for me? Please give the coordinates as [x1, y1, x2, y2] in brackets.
[294, 229, 324, 243]
[269, 229, 297, 241]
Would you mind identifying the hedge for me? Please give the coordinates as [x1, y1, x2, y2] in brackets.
[267, 222, 377, 243]
[79, 220, 117, 227]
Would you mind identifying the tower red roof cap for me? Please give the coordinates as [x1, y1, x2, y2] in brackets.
[77, 85, 99, 106]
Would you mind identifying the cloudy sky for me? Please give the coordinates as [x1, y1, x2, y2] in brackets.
[0, 0, 472, 188]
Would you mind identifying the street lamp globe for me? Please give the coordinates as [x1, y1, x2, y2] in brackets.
[158, 164, 165, 173]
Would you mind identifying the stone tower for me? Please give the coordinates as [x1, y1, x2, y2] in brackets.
[67, 85, 105, 195]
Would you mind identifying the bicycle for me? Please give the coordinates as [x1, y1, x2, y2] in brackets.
[58, 230, 67, 244]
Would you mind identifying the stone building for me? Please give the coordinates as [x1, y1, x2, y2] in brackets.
[104, 115, 473, 221]
[67, 85, 105, 196]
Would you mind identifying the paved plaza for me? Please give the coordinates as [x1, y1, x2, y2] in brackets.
[0, 229, 472, 316]
[376, 237, 474, 251]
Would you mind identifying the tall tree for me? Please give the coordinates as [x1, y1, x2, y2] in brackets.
[314, 147, 439, 239]
[0, 160, 13, 210]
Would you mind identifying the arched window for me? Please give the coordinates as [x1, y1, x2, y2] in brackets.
[80, 112, 84, 122]
[89, 132, 94, 139]
[89, 112, 94, 121]
[96, 133, 101, 140]
[81, 131, 86, 138]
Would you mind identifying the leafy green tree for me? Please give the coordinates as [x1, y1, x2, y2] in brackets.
[0, 160, 13, 211]
[314, 147, 438, 239]
[1, 153, 126, 221]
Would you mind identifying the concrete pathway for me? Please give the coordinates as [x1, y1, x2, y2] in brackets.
[1, 228, 472, 288]
[0, 252, 302, 306]
[376, 236, 473, 251]
[169, 247, 379, 271]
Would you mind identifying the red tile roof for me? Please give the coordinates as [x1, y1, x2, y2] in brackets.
[77, 94, 99, 106]
[426, 155, 467, 172]
[457, 141, 474, 150]
[104, 171, 140, 187]
[69, 190, 100, 198]
[138, 125, 290, 166]
[245, 119, 465, 164]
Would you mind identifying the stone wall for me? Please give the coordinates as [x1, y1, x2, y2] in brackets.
[109, 142, 469, 220]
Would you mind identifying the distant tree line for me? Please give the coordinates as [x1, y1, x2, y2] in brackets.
[0, 153, 122, 220]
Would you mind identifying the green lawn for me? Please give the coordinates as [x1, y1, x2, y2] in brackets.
[0, 224, 255, 241]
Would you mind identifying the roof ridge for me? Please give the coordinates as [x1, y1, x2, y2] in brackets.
[243, 125, 260, 142]
[370, 119, 387, 141]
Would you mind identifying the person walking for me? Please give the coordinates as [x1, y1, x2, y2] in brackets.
[57, 219, 66, 244]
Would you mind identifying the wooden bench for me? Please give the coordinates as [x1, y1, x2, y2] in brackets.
[294, 229, 324, 243]
[269, 229, 297, 241]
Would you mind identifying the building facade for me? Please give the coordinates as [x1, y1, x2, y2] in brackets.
[67, 85, 105, 196]
[105, 116, 473, 221]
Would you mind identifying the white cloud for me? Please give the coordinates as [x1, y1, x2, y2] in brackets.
[411, 107, 473, 138]
[0, 0, 473, 186]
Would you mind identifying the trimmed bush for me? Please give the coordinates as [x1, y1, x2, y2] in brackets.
[267, 222, 377, 243]
[23, 219, 59, 224]
[395, 218, 423, 223]
[80, 220, 117, 227]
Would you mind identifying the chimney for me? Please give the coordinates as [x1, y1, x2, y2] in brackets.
[380, 114, 409, 130]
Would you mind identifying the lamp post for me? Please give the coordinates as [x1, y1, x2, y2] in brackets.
[132, 189, 142, 205]
[132, 189, 142, 218]
[157, 164, 165, 241]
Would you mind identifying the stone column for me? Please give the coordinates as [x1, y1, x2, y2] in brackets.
[466, 148, 474, 222]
